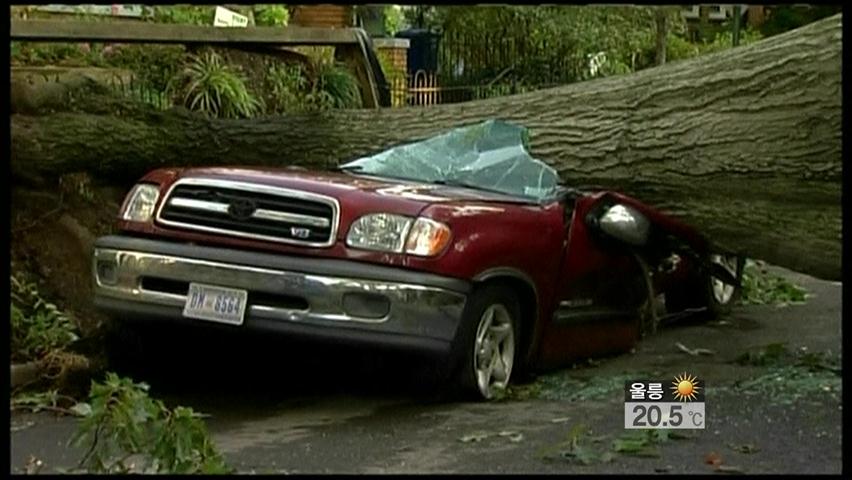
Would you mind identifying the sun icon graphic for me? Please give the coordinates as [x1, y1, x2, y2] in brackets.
[671, 373, 701, 402]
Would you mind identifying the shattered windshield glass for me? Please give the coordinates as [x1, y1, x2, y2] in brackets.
[339, 120, 561, 201]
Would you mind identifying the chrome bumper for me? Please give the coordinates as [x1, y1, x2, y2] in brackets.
[92, 238, 468, 346]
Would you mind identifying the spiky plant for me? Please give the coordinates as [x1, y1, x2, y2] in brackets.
[168, 50, 262, 118]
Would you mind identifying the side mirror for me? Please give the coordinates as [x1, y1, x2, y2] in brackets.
[598, 204, 650, 247]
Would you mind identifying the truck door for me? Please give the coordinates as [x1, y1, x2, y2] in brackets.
[536, 193, 644, 368]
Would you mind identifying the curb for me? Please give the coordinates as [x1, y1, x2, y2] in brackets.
[10, 362, 41, 389]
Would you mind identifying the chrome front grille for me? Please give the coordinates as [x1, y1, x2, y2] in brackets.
[156, 178, 339, 247]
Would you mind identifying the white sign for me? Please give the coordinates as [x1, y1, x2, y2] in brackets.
[213, 6, 249, 28]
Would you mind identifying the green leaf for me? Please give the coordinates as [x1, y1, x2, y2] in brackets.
[70, 402, 93, 417]
[569, 444, 599, 465]
[612, 437, 646, 452]
[610, 430, 665, 457]
[71, 372, 230, 473]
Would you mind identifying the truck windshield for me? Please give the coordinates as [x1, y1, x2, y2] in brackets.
[339, 120, 560, 201]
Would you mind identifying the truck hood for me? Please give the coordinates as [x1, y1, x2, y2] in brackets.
[165, 166, 537, 211]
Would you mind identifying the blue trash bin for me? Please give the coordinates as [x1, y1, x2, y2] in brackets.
[395, 28, 441, 74]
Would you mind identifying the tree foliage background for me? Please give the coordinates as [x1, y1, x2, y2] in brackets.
[13, 4, 840, 115]
[401, 5, 839, 89]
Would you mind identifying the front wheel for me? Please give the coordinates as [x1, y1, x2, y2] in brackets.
[454, 285, 521, 400]
[665, 253, 744, 319]
[708, 253, 743, 312]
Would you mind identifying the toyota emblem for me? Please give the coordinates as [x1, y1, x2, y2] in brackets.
[228, 199, 256, 220]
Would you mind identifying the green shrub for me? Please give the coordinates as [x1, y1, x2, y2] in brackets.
[255, 5, 289, 26]
[71, 373, 231, 474]
[104, 44, 185, 94]
[264, 62, 311, 113]
[11, 275, 79, 363]
[697, 28, 764, 55]
[11, 42, 93, 66]
[313, 62, 363, 110]
[263, 59, 362, 113]
[665, 34, 701, 62]
[383, 5, 405, 36]
[150, 5, 215, 25]
[168, 50, 262, 118]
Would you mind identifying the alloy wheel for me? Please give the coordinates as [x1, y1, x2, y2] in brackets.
[710, 254, 738, 305]
[473, 303, 515, 399]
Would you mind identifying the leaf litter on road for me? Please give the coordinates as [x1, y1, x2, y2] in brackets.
[459, 431, 490, 443]
[10, 420, 36, 433]
[611, 429, 691, 459]
[25, 455, 44, 474]
[460, 430, 524, 443]
[612, 434, 660, 458]
[676, 342, 716, 356]
[715, 465, 746, 474]
[705, 451, 724, 466]
[539, 422, 694, 466]
[498, 431, 524, 442]
[728, 443, 760, 454]
[704, 451, 747, 474]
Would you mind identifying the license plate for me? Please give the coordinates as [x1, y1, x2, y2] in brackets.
[183, 283, 248, 326]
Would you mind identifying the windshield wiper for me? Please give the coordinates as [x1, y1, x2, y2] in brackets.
[336, 167, 427, 184]
[433, 178, 559, 203]
[336, 164, 363, 172]
[431, 179, 516, 196]
[431, 179, 476, 188]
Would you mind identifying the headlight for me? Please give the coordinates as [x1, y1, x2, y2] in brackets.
[405, 218, 452, 257]
[120, 183, 160, 222]
[346, 214, 453, 256]
[346, 213, 413, 253]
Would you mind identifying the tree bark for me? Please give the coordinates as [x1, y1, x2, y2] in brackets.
[10, 15, 842, 280]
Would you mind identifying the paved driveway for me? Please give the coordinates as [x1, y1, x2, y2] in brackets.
[10, 267, 842, 474]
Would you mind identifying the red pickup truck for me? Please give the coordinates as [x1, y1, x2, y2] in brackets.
[93, 121, 742, 400]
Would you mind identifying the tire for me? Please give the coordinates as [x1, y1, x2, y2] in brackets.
[629, 254, 658, 338]
[453, 284, 522, 401]
[665, 253, 744, 319]
[706, 253, 744, 315]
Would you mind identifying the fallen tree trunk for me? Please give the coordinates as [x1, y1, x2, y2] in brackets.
[11, 15, 841, 280]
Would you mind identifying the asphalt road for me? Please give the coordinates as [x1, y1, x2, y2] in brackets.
[9, 267, 843, 474]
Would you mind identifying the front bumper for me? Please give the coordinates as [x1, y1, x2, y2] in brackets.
[93, 235, 469, 356]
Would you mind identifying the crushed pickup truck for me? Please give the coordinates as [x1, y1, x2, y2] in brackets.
[93, 120, 743, 400]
